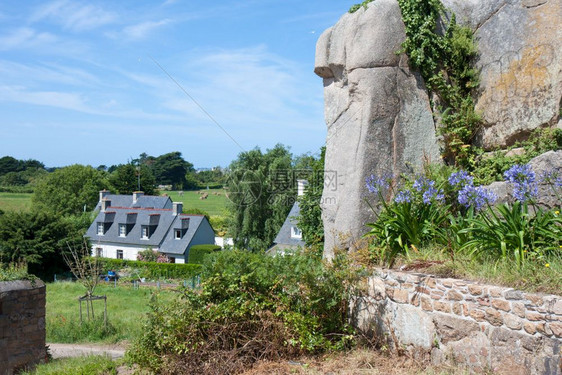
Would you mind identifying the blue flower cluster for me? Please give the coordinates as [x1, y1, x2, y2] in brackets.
[394, 190, 412, 204]
[365, 174, 390, 195]
[413, 177, 445, 204]
[450, 170, 496, 211]
[458, 184, 497, 211]
[539, 170, 562, 188]
[503, 164, 538, 202]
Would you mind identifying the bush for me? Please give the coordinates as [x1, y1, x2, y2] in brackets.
[127, 250, 363, 374]
[187, 244, 221, 264]
[96, 258, 202, 280]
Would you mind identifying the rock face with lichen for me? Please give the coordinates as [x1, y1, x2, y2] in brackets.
[315, 0, 561, 258]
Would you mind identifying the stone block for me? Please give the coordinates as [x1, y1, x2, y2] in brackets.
[391, 289, 409, 304]
[421, 296, 433, 312]
[523, 322, 537, 335]
[504, 290, 524, 300]
[485, 308, 503, 326]
[447, 290, 464, 301]
[512, 302, 526, 318]
[503, 314, 523, 330]
[468, 284, 484, 296]
[470, 309, 486, 322]
[452, 302, 463, 316]
[434, 301, 451, 313]
[489, 287, 503, 298]
[550, 322, 562, 338]
[410, 294, 420, 307]
[423, 277, 436, 289]
[524, 293, 544, 306]
[526, 311, 545, 321]
[431, 291, 444, 300]
[491, 299, 511, 312]
[548, 299, 562, 315]
[535, 323, 552, 336]
[415, 286, 430, 295]
[441, 279, 454, 288]
[433, 313, 480, 344]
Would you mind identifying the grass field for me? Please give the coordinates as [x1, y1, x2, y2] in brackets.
[46, 281, 177, 344]
[164, 189, 228, 216]
[0, 192, 32, 212]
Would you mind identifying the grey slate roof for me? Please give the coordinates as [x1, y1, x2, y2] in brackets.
[273, 202, 305, 247]
[94, 194, 172, 210]
[86, 206, 208, 255]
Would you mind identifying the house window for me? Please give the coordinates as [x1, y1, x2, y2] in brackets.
[97, 222, 104, 235]
[141, 226, 149, 239]
[291, 226, 302, 239]
[116, 250, 124, 259]
[175, 229, 182, 239]
[96, 248, 103, 257]
[169, 257, 176, 264]
[119, 224, 127, 237]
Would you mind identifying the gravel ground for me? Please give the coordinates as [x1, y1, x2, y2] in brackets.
[47, 343, 126, 360]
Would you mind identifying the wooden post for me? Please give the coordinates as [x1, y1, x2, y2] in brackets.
[79, 299, 82, 324]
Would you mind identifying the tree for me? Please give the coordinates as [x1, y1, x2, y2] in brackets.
[227, 144, 295, 251]
[32, 164, 110, 216]
[109, 164, 156, 195]
[151, 152, 193, 189]
[297, 147, 325, 249]
[0, 210, 88, 279]
[0, 156, 21, 176]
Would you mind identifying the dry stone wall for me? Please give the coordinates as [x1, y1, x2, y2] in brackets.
[351, 269, 562, 374]
[0, 280, 46, 375]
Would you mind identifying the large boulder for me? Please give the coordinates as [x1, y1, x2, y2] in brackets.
[315, 0, 441, 258]
[315, 0, 561, 258]
[444, 0, 562, 149]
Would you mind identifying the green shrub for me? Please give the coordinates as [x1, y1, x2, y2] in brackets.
[0, 263, 37, 282]
[96, 258, 202, 279]
[187, 244, 221, 264]
[127, 250, 363, 374]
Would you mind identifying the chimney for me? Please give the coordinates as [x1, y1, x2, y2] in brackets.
[173, 202, 183, 216]
[133, 191, 144, 204]
[297, 180, 309, 197]
[101, 198, 111, 212]
[99, 190, 110, 203]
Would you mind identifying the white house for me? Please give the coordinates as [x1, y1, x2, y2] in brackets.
[85, 190, 215, 263]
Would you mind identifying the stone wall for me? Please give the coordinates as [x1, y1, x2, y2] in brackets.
[0, 280, 46, 375]
[351, 269, 561, 374]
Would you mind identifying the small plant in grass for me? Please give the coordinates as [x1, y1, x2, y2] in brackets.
[0, 262, 37, 282]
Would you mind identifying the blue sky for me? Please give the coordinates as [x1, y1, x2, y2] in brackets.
[0, 0, 356, 169]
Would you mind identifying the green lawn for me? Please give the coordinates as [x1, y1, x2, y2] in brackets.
[46, 281, 176, 344]
[164, 189, 228, 216]
[0, 192, 32, 212]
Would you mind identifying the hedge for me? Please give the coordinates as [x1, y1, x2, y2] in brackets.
[96, 258, 202, 280]
[188, 244, 222, 264]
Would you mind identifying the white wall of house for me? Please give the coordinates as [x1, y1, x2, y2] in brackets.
[91, 243, 186, 263]
[92, 243, 153, 261]
[215, 236, 234, 248]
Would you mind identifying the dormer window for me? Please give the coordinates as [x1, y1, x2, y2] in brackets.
[291, 226, 302, 239]
[97, 222, 105, 235]
[175, 229, 182, 239]
[141, 225, 149, 239]
[119, 224, 127, 237]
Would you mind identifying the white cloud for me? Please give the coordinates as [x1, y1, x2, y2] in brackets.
[0, 60, 99, 86]
[123, 19, 171, 39]
[0, 27, 57, 50]
[30, 0, 116, 31]
[0, 85, 94, 113]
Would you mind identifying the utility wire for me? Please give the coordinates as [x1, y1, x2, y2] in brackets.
[148, 55, 246, 152]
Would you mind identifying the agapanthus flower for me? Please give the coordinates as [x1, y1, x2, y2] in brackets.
[448, 170, 474, 188]
[394, 190, 412, 204]
[365, 174, 390, 195]
[503, 164, 538, 202]
[413, 176, 444, 204]
[458, 184, 497, 211]
[539, 170, 562, 188]
[423, 186, 445, 204]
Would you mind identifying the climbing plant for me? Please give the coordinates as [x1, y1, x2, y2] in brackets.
[397, 0, 480, 168]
